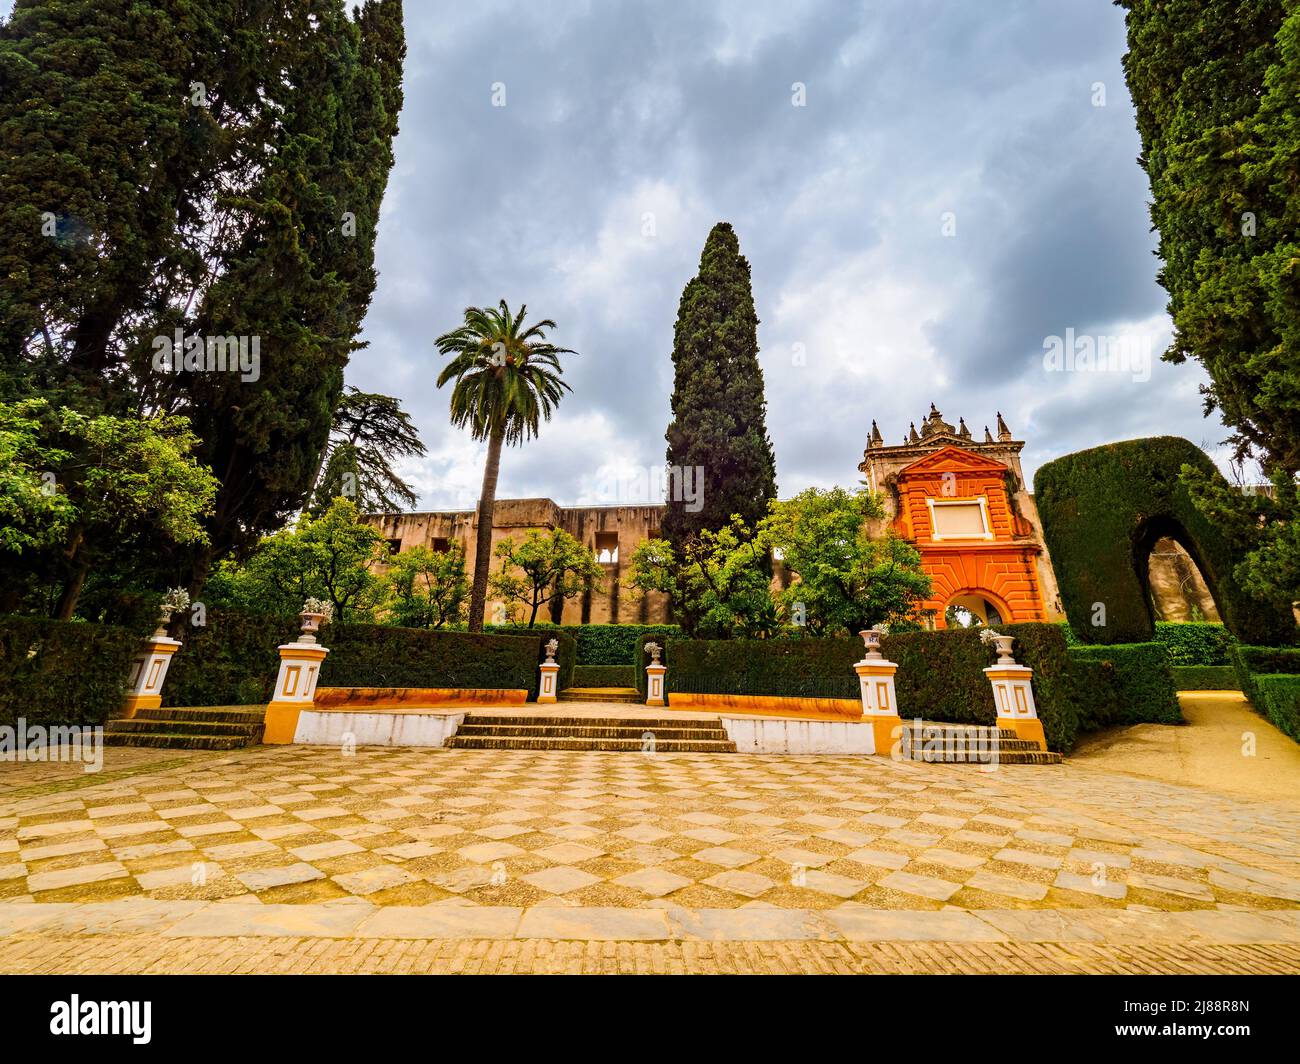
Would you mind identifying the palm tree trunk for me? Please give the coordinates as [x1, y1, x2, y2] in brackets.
[468, 425, 506, 631]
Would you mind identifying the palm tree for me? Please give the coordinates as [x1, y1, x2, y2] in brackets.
[435, 301, 575, 631]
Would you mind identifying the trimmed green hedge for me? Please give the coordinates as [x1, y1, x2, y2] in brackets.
[489, 623, 681, 666]
[1034, 437, 1295, 646]
[1171, 665, 1240, 691]
[571, 665, 636, 688]
[0, 616, 141, 727]
[1155, 622, 1233, 666]
[1252, 675, 1300, 742]
[167, 609, 572, 704]
[1069, 643, 1183, 726]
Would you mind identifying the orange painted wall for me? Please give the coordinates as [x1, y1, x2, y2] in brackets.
[891, 447, 1047, 627]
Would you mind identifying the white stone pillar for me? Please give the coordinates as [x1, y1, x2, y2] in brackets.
[983, 634, 1047, 750]
[263, 609, 331, 744]
[537, 638, 560, 704]
[854, 628, 902, 756]
[644, 641, 666, 708]
[122, 633, 182, 718]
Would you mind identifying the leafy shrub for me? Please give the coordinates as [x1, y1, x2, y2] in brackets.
[1068, 643, 1183, 726]
[487, 623, 681, 666]
[1171, 665, 1240, 691]
[1155, 621, 1233, 665]
[167, 609, 570, 704]
[0, 615, 140, 726]
[1251, 675, 1300, 742]
[571, 665, 636, 688]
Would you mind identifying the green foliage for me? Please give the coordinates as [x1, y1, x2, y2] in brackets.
[664, 636, 860, 700]
[308, 387, 426, 515]
[384, 544, 468, 629]
[1154, 621, 1234, 665]
[0, 615, 140, 726]
[204, 499, 386, 623]
[435, 300, 577, 632]
[1227, 642, 1300, 710]
[166, 609, 299, 708]
[0, 2, 406, 598]
[662, 222, 778, 598]
[0, 398, 75, 554]
[1034, 437, 1295, 646]
[488, 528, 603, 627]
[762, 487, 931, 634]
[1120, 1, 1300, 611]
[1069, 643, 1184, 727]
[1171, 665, 1240, 691]
[166, 609, 571, 704]
[627, 518, 776, 638]
[1251, 674, 1300, 742]
[571, 665, 636, 688]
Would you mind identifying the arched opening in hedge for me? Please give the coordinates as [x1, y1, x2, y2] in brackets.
[1033, 436, 1294, 646]
[1135, 520, 1222, 624]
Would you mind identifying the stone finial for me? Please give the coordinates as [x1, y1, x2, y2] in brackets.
[858, 628, 884, 660]
[869, 419, 882, 447]
[908, 421, 919, 444]
[958, 417, 971, 439]
[544, 637, 559, 663]
[984, 425, 994, 443]
[996, 411, 1012, 441]
[644, 641, 663, 664]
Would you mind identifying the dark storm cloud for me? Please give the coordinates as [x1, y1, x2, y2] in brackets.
[0, 0, 1222, 506]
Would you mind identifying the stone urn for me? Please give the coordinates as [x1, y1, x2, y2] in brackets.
[544, 637, 559, 664]
[298, 610, 327, 644]
[858, 628, 885, 660]
[991, 633, 1016, 665]
[644, 641, 663, 665]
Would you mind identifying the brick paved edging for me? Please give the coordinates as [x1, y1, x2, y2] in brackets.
[3, 901, 1299, 944]
[2, 934, 1298, 974]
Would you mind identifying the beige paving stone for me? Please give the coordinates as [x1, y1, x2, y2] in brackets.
[702, 870, 775, 898]
[516, 906, 670, 941]
[919, 848, 987, 870]
[800, 870, 867, 899]
[994, 847, 1064, 871]
[235, 863, 325, 891]
[878, 870, 962, 902]
[355, 905, 521, 939]
[1053, 870, 1127, 901]
[693, 846, 758, 869]
[964, 870, 1049, 901]
[830, 908, 1007, 942]
[772, 847, 835, 869]
[136, 864, 220, 890]
[29, 861, 130, 892]
[175, 821, 244, 839]
[611, 868, 693, 898]
[20, 837, 107, 861]
[534, 842, 604, 864]
[1128, 872, 1215, 902]
[333, 865, 417, 895]
[290, 840, 364, 862]
[522, 866, 602, 894]
[457, 841, 524, 864]
[681, 827, 740, 845]
[844, 847, 909, 870]
[374, 842, 441, 860]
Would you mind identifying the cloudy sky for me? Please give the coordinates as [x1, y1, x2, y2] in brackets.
[7, 0, 1232, 509]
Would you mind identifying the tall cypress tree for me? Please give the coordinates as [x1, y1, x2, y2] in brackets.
[1119, 0, 1300, 608]
[663, 223, 777, 555]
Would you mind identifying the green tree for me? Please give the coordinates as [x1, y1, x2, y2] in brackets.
[384, 543, 468, 629]
[207, 498, 386, 622]
[761, 487, 931, 635]
[435, 301, 576, 631]
[662, 223, 778, 561]
[489, 529, 603, 627]
[1120, 0, 1300, 608]
[0, 399, 75, 555]
[309, 387, 427, 515]
[0, 2, 407, 599]
[626, 517, 776, 639]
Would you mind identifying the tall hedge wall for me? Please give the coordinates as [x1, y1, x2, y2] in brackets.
[166, 609, 571, 705]
[657, 623, 1190, 753]
[0, 616, 141, 727]
[1034, 437, 1295, 646]
[1154, 621, 1233, 666]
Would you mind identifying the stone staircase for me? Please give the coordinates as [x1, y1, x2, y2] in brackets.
[104, 706, 266, 750]
[557, 686, 643, 705]
[898, 721, 1062, 765]
[445, 714, 737, 752]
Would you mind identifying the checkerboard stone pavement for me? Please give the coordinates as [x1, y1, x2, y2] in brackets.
[2, 745, 1299, 972]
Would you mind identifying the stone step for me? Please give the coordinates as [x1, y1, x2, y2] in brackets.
[558, 687, 643, 704]
[106, 719, 263, 738]
[900, 724, 1019, 740]
[133, 706, 267, 725]
[103, 732, 255, 751]
[901, 736, 1046, 753]
[901, 747, 1063, 765]
[455, 723, 730, 740]
[444, 735, 737, 753]
[466, 715, 699, 729]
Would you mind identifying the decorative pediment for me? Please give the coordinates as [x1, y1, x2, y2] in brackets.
[898, 444, 1010, 477]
